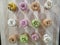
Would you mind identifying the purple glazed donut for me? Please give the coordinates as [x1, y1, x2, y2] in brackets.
[19, 19, 28, 27]
[31, 33, 39, 41]
[19, 2, 27, 11]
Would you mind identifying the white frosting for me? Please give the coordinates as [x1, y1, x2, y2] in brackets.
[43, 34, 51, 43]
[44, 0, 52, 9]
[8, 18, 16, 26]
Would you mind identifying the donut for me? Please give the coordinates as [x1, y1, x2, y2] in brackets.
[32, 19, 41, 28]
[20, 34, 28, 43]
[19, 2, 27, 11]
[44, 0, 52, 9]
[19, 19, 28, 27]
[8, 18, 16, 27]
[43, 34, 51, 43]
[31, 2, 40, 11]
[8, 2, 17, 11]
[8, 34, 18, 43]
[42, 19, 52, 27]
[31, 33, 39, 41]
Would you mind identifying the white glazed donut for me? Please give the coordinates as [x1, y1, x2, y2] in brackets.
[8, 18, 16, 26]
[43, 34, 51, 43]
[44, 0, 52, 9]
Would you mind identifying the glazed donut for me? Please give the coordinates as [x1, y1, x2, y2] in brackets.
[8, 2, 17, 11]
[8, 18, 16, 27]
[44, 0, 52, 9]
[8, 34, 18, 43]
[19, 19, 28, 27]
[42, 19, 52, 27]
[32, 19, 41, 28]
[43, 34, 51, 43]
[20, 33, 29, 43]
[19, 2, 27, 11]
[31, 2, 40, 11]
[31, 33, 39, 41]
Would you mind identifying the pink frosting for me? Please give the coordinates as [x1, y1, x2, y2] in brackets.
[19, 19, 28, 27]
[19, 2, 27, 11]
[31, 33, 39, 41]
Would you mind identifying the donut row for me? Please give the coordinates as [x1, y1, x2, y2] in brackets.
[8, 0, 53, 12]
[8, 33, 51, 44]
[8, 18, 52, 27]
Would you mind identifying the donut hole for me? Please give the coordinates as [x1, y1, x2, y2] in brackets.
[33, 4, 37, 8]
[22, 21, 25, 25]
[47, 2, 51, 6]
[10, 21, 13, 24]
[46, 21, 49, 25]
[21, 4, 25, 7]
[46, 21, 51, 25]
[11, 38, 14, 42]
[22, 38, 26, 41]
[34, 21, 37, 25]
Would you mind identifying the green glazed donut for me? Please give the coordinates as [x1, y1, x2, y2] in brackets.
[32, 19, 40, 28]
[20, 34, 28, 43]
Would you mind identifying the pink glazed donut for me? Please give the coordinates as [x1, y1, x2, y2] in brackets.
[19, 19, 28, 27]
[19, 2, 27, 11]
[31, 33, 39, 41]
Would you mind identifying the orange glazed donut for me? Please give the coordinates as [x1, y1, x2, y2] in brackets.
[8, 34, 18, 43]
[42, 19, 52, 27]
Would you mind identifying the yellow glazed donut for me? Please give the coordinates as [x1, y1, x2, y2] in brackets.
[8, 2, 17, 11]
[31, 2, 40, 11]
[42, 19, 52, 27]
[8, 34, 18, 43]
